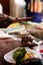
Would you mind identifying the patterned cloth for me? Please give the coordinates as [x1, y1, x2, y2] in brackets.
[25, 0, 43, 22]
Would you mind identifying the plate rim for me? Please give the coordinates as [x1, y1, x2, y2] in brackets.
[4, 47, 42, 64]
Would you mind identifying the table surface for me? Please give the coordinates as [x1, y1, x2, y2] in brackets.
[0, 38, 43, 65]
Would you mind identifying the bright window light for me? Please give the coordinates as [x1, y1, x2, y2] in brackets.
[15, 0, 26, 7]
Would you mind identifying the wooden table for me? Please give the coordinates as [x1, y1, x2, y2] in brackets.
[0, 38, 22, 65]
[0, 38, 43, 65]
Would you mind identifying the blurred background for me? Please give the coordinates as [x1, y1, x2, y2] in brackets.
[0, 0, 43, 17]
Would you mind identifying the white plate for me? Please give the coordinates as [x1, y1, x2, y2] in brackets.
[4, 25, 25, 34]
[10, 34, 21, 41]
[0, 30, 11, 38]
[4, 47, 22, 63]
[0, 30, 19, 40]
[4, 47, 42, 64]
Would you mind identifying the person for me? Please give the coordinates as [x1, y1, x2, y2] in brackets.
[25, 0, 32, 17]
[25, 0, 43, 23]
